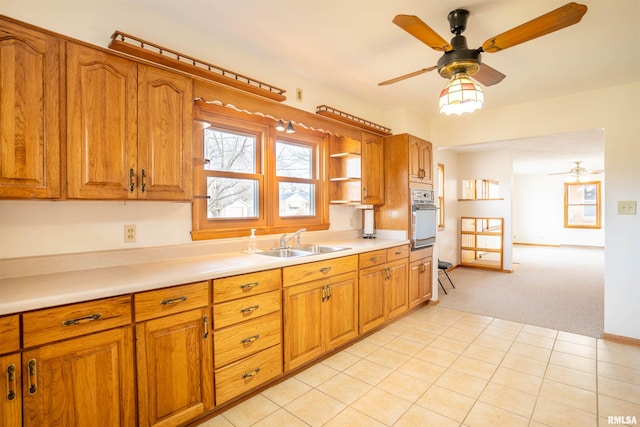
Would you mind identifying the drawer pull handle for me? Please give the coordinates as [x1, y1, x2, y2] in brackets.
[6, 364, 16, 401]
[322, 285, 327, 302]
[240, 305, 259, 314]
[203, 314, 209, 340]
[161, 296, 187, 305]
[240, 282, 259, 290]
[242, 368, 261, 379]
[370, 256, 378, 262]
[27, 359, 37, 395]
[62, 313, 102, 326]
[319, 266, 332, 274]
[326, 284, 332, 301]
[395, 251, 402, 255]
[241, 334, 260, 344]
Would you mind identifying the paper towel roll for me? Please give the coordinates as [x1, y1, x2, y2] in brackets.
[363, 209, 374, 235]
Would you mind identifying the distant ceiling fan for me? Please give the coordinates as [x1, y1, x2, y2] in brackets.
[548, 161, 604, 181]
[379, 2, 588, 89]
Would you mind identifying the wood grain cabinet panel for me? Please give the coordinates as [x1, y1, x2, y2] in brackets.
[22, 327, 136, 427]
[213, 269, 281, 303]
[0, 315, 20, 354]
[0, 17, 61, 199]
[66, 42, 192, 200]
[136, 308, 214, 427]
[0, 352, 21, 427]
[134, 281, 209, 322]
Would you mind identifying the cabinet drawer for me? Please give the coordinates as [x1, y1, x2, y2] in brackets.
[359, 250, 387, 269]
[23, 295, 132, 348]
[0, 314, 20, 354]
[387, 245, 409, 262]
[214, 312, 281, 368]
[215, 344, 282, 405]
[213, 269, 281, 303]
[135, 281, 209, 322]
[283, 255, 357, 287]
[410, 245, 433, 263]
[213, 290, 280, 329]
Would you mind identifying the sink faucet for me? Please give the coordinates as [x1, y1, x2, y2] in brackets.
[280, 228, 306, 248]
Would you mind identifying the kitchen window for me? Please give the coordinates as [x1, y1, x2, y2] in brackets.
[192, 102, 329, 240]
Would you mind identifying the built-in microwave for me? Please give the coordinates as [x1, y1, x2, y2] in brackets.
[411, 189, 437, 250]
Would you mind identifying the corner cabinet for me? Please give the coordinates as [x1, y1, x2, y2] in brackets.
[329, 132, 384, 205]
[0, 18, 61, 199]
[0, 315, 21, 427]
[66, 43, 193, 200]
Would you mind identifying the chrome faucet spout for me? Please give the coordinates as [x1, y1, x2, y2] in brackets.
[280, 228, 306, 248]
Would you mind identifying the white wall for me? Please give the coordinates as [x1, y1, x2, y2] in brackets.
[431, 82, 640, 340]
[513, 174, 605, 246]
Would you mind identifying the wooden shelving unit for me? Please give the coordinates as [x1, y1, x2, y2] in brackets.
[460, 217, 504, 270]
[329, 136, 361, 204]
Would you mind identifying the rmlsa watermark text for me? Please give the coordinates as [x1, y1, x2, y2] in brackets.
[608, 415, 638, 425]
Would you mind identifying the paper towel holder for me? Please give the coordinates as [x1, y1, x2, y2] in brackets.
[363, 208, 376, 239]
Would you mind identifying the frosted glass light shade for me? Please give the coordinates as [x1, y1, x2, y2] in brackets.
[439, 73, 484, 115]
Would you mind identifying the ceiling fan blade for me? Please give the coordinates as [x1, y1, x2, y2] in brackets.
[393, 15, 452, 52]
[472, 63, 506, 87]
[378, 66, 437, 86]
[481, 2, 587, 53]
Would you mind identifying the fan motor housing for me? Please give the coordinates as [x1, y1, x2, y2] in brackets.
[437, 35, 482, 78]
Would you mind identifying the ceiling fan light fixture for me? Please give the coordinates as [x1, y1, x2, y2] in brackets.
[438, 72, 484, 115]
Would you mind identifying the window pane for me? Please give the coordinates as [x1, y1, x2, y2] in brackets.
[276, 141, 312, 178]
[204, 128, 256, 173]
[567, 183, 597, 204]
[567, 205, 597, 226]
[279, 182, 314, 216]
[207, 177, 258, 218]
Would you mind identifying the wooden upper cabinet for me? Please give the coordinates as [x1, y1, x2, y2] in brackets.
[408, 135, 432, 184]
[66, 42, 193, 200]
[361, 131, 384, 205]
[137, 64, 193, 200]
[66, 43, 138, 199]
[0, 18, 61, 199]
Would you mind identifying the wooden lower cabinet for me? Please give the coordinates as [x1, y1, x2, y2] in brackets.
[136, 308, 214, 427]
[0, 353, 21, 427]
[22, 327, 136, 427]
[283, 271, 358, 371]
[409, 247, 433, 309]
[359, 248, 409, 334]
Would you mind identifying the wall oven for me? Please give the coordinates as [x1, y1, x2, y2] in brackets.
[411, 188, 437, 250]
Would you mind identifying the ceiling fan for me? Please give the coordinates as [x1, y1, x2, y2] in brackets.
[379, 2, 588, 88]
[548, 161, 604, 180]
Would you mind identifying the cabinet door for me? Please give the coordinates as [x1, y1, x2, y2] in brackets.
[386, 259, 408, 320]
[283, 281, 324, 371]
[324, 272, 358, 351]
[361, 132, 384, 205]
[0, 353, 21, 427]
[66, 43, 138, 199]
[0, 19, 61, 199]
[136, 308, 214, 427]
[22, 327, 135, 427]
[408, 136, 432, 184]
[409, 257, 432, 308]
[137, 65, 193, 200]
[359, 266, 386, 334]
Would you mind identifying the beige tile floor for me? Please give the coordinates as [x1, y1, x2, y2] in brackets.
[198, 306, 640, 427]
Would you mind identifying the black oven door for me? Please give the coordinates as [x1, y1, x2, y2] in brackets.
[411, 205, 437, 249]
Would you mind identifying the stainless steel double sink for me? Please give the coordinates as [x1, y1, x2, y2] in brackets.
[255, 245, 349, 258]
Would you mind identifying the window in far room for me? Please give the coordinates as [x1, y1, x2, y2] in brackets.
[437, 163, 445, 229]
[564, 181, 601, 228]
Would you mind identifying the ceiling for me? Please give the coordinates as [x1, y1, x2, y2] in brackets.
[128, 0, 637, 175]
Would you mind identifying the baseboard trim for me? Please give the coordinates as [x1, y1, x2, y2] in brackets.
[603, 333, 640, 347]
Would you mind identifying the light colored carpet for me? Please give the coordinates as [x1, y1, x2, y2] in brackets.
[437, 245, 604, 338]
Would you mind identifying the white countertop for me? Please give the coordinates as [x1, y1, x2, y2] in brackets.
[0, 234, 408, 316]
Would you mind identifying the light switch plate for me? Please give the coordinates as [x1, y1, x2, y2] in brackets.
[617, 201, 637, 215]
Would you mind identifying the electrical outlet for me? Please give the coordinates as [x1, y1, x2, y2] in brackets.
[124, 224, 136, 243]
